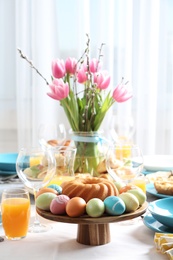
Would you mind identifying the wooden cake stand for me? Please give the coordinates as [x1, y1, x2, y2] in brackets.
[37, 202, 147, 246]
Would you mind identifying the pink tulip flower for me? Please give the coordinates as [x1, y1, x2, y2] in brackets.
[112, 83, 132, 102]
[52, 59, 66, 79]
[77, 66, 88, 83]
[47, 79, 69, 101]
[65, 57, 77, 75]
[94, 71, 111, 90]
[89, 58, 101, 73]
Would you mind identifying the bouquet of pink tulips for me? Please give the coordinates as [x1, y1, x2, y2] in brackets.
[18, 35, 132, 175]
[47, 36, 132, 132]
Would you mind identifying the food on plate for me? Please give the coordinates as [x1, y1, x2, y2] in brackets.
[47, 139, 71, 147]
[118, 192, 139, 213]
[24, 164, 48, 180]
[36, 192, 57, 211]
[86, 198, 105, 217]
[61, 176, 119, 202]
[66, 197, 86, 217]
[50, 195, 70, 215]
[146, 171, 172, 183]
[104, 196, 126, 216]
[154, 175, 173, 195]
[97, 158, 123, 174]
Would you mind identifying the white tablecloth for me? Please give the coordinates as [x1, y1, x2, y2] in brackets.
[0, 183, 168, 260]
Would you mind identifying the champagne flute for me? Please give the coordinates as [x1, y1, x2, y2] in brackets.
[16, 146, 56, 233]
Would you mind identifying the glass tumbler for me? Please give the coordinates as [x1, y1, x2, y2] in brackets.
[1, 188, 30, 240]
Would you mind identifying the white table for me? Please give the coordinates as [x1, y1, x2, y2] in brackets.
[0, 183, 168, 260]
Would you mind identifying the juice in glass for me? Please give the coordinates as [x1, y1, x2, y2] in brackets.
[1, 189, 30, 240]
[132, 179, 146, 193]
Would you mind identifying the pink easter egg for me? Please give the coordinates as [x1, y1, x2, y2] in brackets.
[50, 195, 70, 215]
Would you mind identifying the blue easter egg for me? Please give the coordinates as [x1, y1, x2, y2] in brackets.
[47, 184, 62, 194]
[104, 196, 126, 216]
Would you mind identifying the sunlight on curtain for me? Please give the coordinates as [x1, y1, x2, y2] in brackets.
[1, 0, 173, 156]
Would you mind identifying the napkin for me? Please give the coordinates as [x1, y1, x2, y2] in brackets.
[154, 232, 173, 259]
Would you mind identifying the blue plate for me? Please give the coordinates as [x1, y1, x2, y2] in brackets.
[143, 214, 173, 233]
[146, 183, 172, 198]
[148, 197, 173, 228]
[0, 153, 18, 172]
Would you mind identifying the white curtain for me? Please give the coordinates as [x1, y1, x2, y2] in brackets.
[0, 0, 173, 155]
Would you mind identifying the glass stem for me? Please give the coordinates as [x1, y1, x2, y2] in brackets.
[33, 188, 41, 227]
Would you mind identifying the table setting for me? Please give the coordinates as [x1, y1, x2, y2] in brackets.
[0, 150, 172, 259]
[0, 36, 172, 259]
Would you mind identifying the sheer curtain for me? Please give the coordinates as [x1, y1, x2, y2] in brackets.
[1, 0, 173, 155]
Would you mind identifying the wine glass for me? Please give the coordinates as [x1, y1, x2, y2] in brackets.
[109, 114, 135, 144]
[16, 146, 56, 233]
[106, 144, 144, 184]
[106, 144, 144, 225]
[38, 123, 67, 147]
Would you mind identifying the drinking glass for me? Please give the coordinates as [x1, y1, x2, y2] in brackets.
[48, 146, 77, 186]
[1, 188, 30, 240]
[106, 144, 144, 225]
[106, 144, 144, 184]
[109, 114, 135, 144]
[16, 147, 56, 233]
[38, 123, 67, 147]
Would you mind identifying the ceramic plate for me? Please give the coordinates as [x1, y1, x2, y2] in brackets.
[146, 183, 172, 198]
[0, 153, 18, 172]
[144, 155, 173, 171]
[143, 214, 173, 233]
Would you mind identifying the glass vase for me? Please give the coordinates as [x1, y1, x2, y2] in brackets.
[70, 131, 107, 177]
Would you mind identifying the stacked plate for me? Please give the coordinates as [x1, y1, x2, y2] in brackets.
[0, 153, 18, 179]
[142, 155, 173, 232]
[143, 197, 173, 233]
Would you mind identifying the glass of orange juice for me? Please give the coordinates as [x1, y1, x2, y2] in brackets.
[1, 188, 30, 240]
[132, 173, 147, 194]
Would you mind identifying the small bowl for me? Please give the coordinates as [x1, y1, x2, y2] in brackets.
[0, 153, 18, 171]
[148, 197, 173, 228]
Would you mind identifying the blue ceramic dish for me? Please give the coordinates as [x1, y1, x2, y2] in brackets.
[0, 153, 18, 172]
[148, 197, 173, 228]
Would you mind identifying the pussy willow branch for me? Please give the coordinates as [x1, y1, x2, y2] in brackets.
[97, 43, 105, 71]
[17, 48, 50, 86]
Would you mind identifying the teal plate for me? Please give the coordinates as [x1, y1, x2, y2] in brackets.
[143, 214, 173, 233]
[146, 183, 172, 198]
[0, 153, 18, 172]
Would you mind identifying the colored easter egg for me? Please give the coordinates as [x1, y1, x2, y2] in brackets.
[119, 193, 139, 213]
[127, 189, 146, 206]
[36, 187, 58, 198]
[36, 192, 57, 211]
[50, 195, 70, 215]
[104, 196, 126, 215]
[86, 198, 105, 217]
[66, 197, 86, 217]
[47, 184, 62, 194]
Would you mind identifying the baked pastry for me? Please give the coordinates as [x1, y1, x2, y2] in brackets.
[154, 175, 173, 195]
[61, 176, 119, 202]
[97, 158, 123, 174]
